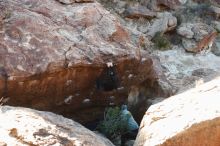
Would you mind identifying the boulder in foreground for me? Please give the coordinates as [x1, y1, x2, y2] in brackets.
[135, 77, 220, 146]
[0, 106, 114, 146]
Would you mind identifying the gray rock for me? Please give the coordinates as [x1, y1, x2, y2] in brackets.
[182, 38, 197, 52]
[178, 22, 213, 40]
[138, 23, 151, 34]
[154, 48, 220, 92]
[115, 1, 127, 14]
[192, 23, 213, 41]
[212, 39, 220, 56]
[210, 0, 220, 7]
[213, 21, 220, 32]
[209, 5, 220, 18]
[147, 97, 166, 105]
[191, 68, 216, 77]
[125, 140, 135, 146]
[178, 22, 215, 52]
[177, 23, 194, 39]
[147, 12, 177, 38]
[111, 136, 121, 146]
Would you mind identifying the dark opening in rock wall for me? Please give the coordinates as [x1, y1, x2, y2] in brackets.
[0, 67, 8, 98]
[96, 63, 120, 91]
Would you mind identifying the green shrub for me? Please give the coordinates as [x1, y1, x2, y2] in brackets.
[96, 107, 129, 140]
[152, 32, 171, 50]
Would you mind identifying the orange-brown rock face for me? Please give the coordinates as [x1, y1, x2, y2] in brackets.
[0, 0, 172, 123]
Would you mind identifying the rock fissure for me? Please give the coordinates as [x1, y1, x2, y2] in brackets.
[56, 0, 94, 5]
[95, 7, 105, 25]
[63, 46, 72, 68]
[0, 67, 8, 99]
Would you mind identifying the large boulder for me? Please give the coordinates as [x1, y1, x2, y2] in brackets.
[0, 0, 172, 123]
[146, 12, 177, 38]
[134, 77, 220, 146]
[0, 106, 114, 146]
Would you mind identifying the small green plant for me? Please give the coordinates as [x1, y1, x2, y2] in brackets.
[96, 107, 129, 141]
[152, 32, 171, 50]
[4, 11, 11, 20]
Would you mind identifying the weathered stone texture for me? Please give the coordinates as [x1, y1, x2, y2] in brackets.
[134, 77, 220, 146]
[0, 0, 171, 123]
[0, 106, 114, 146]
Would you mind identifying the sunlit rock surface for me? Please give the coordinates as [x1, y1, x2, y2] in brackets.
[134, 77, 220, 146]
[0, 106, 114, 146]
[155, 48, 220, 92]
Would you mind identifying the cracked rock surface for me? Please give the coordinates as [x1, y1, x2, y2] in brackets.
[0, 0, 172, 123]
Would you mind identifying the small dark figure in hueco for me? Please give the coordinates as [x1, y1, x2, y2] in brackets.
[96, 62, 119, 91]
